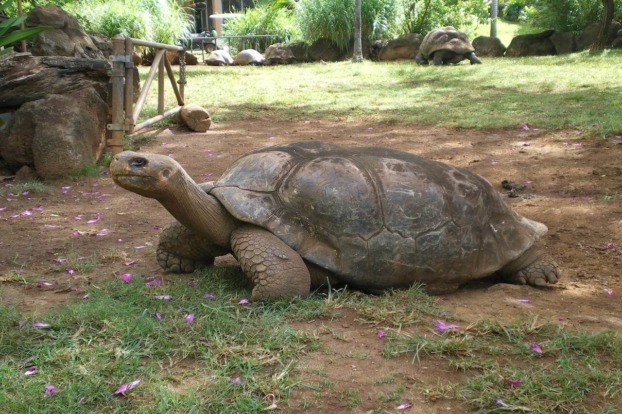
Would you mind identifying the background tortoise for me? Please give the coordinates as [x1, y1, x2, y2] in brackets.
[416, 26, 482, 65]
[111, 141, 559, 300]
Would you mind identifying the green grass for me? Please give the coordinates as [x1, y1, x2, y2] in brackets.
[0, 179, 48, 197]
[384, 319, 622, 413]
[142, 50, 622, 138]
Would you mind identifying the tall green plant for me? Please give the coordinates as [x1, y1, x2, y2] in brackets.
[399, 0, 488, 35]
[523, 0, 622, 32]
[223, 3, 300, 47]
[0, 0, 50, 55]
[296, 0, 398, 51]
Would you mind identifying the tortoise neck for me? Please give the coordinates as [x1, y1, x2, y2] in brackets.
[159, 172, 236, 248]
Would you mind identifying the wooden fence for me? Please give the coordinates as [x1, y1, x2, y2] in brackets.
[107, 35, 187, 155]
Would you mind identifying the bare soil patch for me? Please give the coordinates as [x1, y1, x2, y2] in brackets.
[2, 119, 621, 412]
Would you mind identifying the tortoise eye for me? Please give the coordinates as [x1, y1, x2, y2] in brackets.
[131, 158, 147, 168]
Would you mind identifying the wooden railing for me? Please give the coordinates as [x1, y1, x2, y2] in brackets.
[107, 35, 187, 155]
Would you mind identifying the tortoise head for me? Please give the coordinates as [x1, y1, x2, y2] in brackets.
[111, 151, 189, 200]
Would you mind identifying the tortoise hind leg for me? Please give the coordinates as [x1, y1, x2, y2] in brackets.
[157, 220, 228, 273]
[499, 245, 560, 287]
[230, 225, 311, 300]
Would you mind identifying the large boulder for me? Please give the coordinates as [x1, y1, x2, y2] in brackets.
[377, 33, 423, 61]
[165, 50, 198, 65]
[308, 38, 342, 62]
[472, 36, 506, 57]
[180, 104, 211, 132]
[0, 88, 108, 179]
[505, 30, 556, 57]
[549, 32, 576, 55]
[264, 42, 309, 65]
[25, 6, 104, 59]
[576, 20, 622, 50]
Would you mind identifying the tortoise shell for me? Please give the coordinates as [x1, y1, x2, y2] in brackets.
[418, 26, 476, 60]
[210, 141, 546, 290]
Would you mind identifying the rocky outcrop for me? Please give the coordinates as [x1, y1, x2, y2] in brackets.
[472, 36, 506, 57]
[308, 38, 342, 62]
[0, 88, 108, 179]
[264, 42, 310, 65]
[26, 5, 104, 59]
[377, 34, 422, 61]
[0, 5, 113, 179]
[505, 30, 556, 57]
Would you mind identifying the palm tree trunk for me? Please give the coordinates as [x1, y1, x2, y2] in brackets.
[352, 0, 363, 63]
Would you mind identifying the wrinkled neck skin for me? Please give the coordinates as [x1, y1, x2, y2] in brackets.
[158, 171, 237, 248]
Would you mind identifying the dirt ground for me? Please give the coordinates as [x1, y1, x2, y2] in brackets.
[1, 119, 621, 412]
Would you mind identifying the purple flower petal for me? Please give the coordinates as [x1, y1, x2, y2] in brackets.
[124, 260, 136, 266]
[530, 342, 543, 354]
[119, 273, 133, 283]
[113, 379, 141, 396]
[184, 313, 195, 325]
[238, 298, 250, 304]
[155, 295, 172, 300]
[144, 276, 162, 287]
[494, 399, 509, 407]
[396, 402, 413, 410]
[228, 376, 241, 384]
[66, 268, 76, 275]
[37, 280, 54, 287]
[519, 123, 530, 130]
[517, 299, 532, 303]
[508, 379, 522, 387]
[203, 292, 216, 299]
[43, 385, 57, 398]
[82, 294, 90, 300]
[24, 366, 37, 376]
[154, 312, 162, 320]
[606, 242, 615, 249]
[32, 322, 51, 328]
[376, 329, 385, 339]
[434, 320, 460, 332]
[606, 289, 614, 296]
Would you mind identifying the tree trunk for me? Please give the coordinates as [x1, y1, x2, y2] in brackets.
[591, 0, 614, 51]
[490, 0, 498, 38]
[352, 0, 363, 63]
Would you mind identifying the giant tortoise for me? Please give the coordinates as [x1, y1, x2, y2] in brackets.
[110, 141, 559, 300]
[416, 26, 482, 65]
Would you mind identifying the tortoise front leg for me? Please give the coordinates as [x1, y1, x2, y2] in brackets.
[230, 225, 311, 300]
[157, 220, 228, 273]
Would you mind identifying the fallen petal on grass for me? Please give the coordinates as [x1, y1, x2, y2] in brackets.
[31, 322, 51, 328]
[43, 385, 57, 398]
[606, 289, 614, 296]
[517, 299, 532, 303]
[119, 273, 133, 283]
[396, 402, 413, 410]
[508, 379, 522, 387]
[124, 260, 136, 266]
[434, 320, 460, 332]
[530, 342, 543, 354]
[113, 379, 141, 396]
[494, 399, 509, 407]
[144, 276, 161, 287]
[154, 312, 162, 320]
[376, 329, 385, 339]
[228, 376, 241, 384]
[203, 293, 216, 299]
[185, 313, 195, 325]
[238, 299, 250, 304]
[155, 295, 172, 300]
[24, 366, 37, 376]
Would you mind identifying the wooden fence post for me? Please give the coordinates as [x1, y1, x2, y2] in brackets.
[108, 35, 127, 156]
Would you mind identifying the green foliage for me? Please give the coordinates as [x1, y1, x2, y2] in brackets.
[502, 0, 535, 22]
[523, 0, 622, 32]
[223, 3, 300, 50]
[0, 0, 50, 55]
[296, 0, 399, 51]
[399, 0, 489, 36]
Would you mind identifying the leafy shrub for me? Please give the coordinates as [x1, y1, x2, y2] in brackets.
[503, 0, 535, 22]
[223, 4, 300, 51]
[296, 0, 399, 51]
[523, 0, 622, 32]
[399, 0, 489, 36]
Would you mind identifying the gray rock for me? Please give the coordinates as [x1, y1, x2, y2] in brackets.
[472, 36, 506, 57]
[377, 33, 423, 61]
[505, 30, 556, 57]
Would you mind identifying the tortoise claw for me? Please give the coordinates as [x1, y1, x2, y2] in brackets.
[507, 255, 560, 287]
